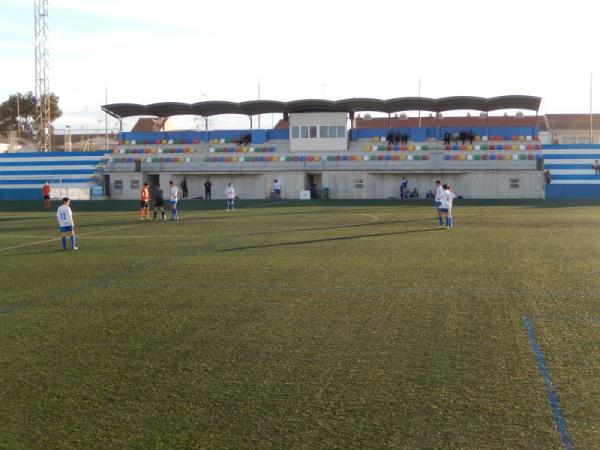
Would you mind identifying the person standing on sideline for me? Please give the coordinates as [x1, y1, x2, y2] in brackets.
[272, 179, 282, 201]
[42, 182, 51, 209]
[181, 177, 188, 198]
[56, 197, 77, 251]
[139, 182, 150, 220]
[152, 183, 166, 221]
[225, 182, 235, 211]
[169, 180, 180, 220]
[400, 177, 408, 199]
[594, 160, 600, 176]
[204, 177, 212, 199]
[439, 184, 456, 229]
[434, 180, 444, 227]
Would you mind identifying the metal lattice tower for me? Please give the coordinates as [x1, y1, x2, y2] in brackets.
[34, 0, 50, 152]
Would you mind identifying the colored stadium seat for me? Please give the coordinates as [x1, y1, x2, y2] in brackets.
[422, 155, 429, 161]
[444, 155, 451, 160]
[392, 155, 399, 161]
[482, 154, 488, 160]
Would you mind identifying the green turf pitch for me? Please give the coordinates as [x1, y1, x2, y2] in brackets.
[1, 199, 599, 449]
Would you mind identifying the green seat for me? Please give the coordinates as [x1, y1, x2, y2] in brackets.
[285, 156, 293, 161]
[481, 145, 488, 150]
[422, 145, 429, 151]
[414, 155, 421, 160]
[519, 154, 527, 160]
[378, 145, 385, 151]
[474, 154, 481, 160]
[369, 155, 377, 160]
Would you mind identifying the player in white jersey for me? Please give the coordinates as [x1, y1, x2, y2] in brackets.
[438, 184, 456, 229]
[434, 180, 444, 227]
[56, 197, 77, 250]
[272, 179, 282, 201]
[169, 180, 179, 220]
[225, 182, 235, 211]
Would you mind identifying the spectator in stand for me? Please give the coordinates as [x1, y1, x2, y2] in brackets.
[42, 182, 51, 209]
[459, 131, 467, 145]
[401, 133, 408, 145]
[180, 177, 188, 198]
[443, 132, 451, 145]
[409, 187, 419, 199]
[204, 177, 212, 199]
[452, 131, 460, 144]
[468, 131, 475, 145]
[386, 131, 394, 144]
[394, 132, 401, 145]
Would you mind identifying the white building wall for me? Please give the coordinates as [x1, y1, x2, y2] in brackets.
[289, 112, 348, 152]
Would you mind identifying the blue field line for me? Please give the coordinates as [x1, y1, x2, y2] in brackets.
[522, 316, 574, 450]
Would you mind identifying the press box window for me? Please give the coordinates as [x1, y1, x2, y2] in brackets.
[309, 126, 317, 138]
[291, 126, 299, 139]
[301, 126, 309, 138]
[319, 126, 328, 138]
[113, 180, 123, 194]
[131, 180, 140, 190]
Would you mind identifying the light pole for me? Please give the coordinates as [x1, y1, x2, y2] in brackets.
[65, 125, 72, 152]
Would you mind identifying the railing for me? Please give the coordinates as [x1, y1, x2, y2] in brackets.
[103, 157, 540, 173]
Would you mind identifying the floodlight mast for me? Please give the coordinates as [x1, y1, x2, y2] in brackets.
[34, 0, 51, 152]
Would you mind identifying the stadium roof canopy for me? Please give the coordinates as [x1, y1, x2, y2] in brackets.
[102, 95, 541, 119]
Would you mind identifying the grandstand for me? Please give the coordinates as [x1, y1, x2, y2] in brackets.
[100, 95, 546, 200]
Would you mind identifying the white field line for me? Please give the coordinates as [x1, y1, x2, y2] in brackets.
[0, 224, 136, 252]
[0, 210, 383, 250]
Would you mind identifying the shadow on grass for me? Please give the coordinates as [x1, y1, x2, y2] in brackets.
[221, 227, 441, 252]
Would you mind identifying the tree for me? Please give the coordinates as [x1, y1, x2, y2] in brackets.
[0, 91, 62, 137]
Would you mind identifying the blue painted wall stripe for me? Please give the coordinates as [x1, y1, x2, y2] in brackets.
[545, 164, 599, 170]
[0, 178, 93, 185]
[551, 174, 600, 180]
[0, 169, 96, 176]
[544, 154, 600, 160]
[522, 316, 574, 450]
[543, 144, 600, 150]
[0, 160, 101, 167]
[0, 151, 108, 158]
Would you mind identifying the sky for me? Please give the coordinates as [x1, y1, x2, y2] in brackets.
[0, 0, 598, 132]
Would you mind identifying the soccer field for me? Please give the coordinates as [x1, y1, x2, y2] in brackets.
[1, 199, 599, 449]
